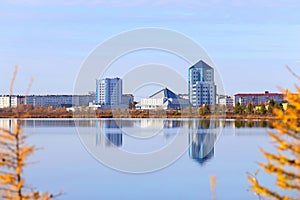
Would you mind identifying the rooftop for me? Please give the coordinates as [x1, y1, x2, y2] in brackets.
[189, 60, 213, 70]
[149, 88, 178, 99]
[234, 93, 283, 97]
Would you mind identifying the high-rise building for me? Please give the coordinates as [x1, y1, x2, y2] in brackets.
[96, 78, 122, 106]
[188, 60, 216, 106]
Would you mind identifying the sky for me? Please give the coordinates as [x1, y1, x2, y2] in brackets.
[0, 0, 300, 96]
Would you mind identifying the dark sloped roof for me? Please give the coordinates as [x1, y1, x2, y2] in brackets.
[148, 88, 191, 107]
[149, 88, 178, 99]
[189, 60, 212, 70]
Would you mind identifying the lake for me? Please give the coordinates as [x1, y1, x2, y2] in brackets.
[0, 119, 292, 199]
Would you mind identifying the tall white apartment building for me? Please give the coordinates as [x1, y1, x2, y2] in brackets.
[96, 78, 122, 106]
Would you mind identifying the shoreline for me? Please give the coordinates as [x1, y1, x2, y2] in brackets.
[0, 114, 278, 120]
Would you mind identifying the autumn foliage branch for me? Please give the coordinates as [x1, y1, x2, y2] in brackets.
[0, 66, 61, 199]
[248, 71, 300, 199]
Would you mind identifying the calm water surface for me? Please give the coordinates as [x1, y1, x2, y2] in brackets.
[0, 119, 285, 199]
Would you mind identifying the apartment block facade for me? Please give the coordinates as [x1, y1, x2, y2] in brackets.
[188, 60, 216, 106]
[234, 91, 284, 106]
[96, 78, 122, 106]
[0, 96, 18, 108]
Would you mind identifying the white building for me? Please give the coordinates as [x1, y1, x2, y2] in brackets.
[178, 94, 189, 100]
[217, 95, 234, 107]
[141, 88, 190, 110]
[188, 60, 216, 106]
[0, 96, 18, 108]
[96, 78, 122, 106]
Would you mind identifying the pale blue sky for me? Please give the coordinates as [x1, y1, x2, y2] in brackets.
[0, 0, 300, 95]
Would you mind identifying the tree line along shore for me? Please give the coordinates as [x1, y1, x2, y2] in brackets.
[0, 103, 284, 119]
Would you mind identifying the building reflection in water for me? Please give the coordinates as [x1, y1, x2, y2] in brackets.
[188, 120, 218, 165]
[95, 118, 220, 164]
[96, 120, 123, 147]
[140, 119, 181, 129]
[0, 119, 17, 132]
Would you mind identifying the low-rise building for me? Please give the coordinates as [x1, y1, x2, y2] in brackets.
[141, 88, 191, 110]
[178, 94, 189, 100]
[73, 94, 96, 107]
[234, 91, 284, 106]
[217, 95, 234, 107]
[24, 94, 95, 108]
[25, 95, 73, 108]
[0, 95, 18, 108]
[121, 94, 134, 107]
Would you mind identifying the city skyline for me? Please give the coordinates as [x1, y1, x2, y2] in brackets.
[1, 1, 300, 96]
[0, 2, 299, 199]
